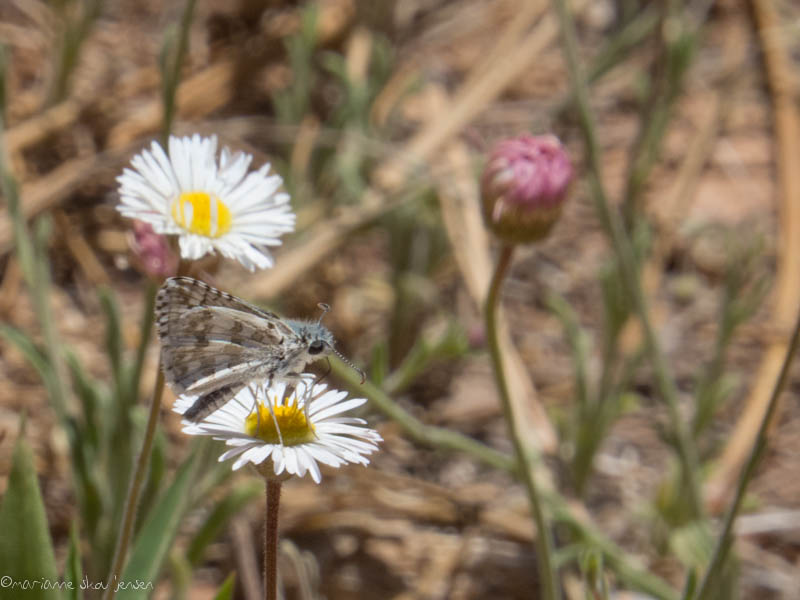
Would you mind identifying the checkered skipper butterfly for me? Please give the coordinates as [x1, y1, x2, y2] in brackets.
[155, 276, 363, 421]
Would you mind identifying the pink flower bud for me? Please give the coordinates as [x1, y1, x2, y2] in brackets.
[130, 220, 178, 279]
[481, 134, 572, 244]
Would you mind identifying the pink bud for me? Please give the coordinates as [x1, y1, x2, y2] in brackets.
[130, 220, 178, 279]
[481, 134, 572, 244]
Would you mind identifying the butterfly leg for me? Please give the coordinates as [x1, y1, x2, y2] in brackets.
[260, 379, 286, 446]
[247, 383, 260, 427]
[249, 382, 284, 446]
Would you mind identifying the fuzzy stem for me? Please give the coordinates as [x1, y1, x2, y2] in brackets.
[485, 244, 560, 600]
[264, 480, 282, 600]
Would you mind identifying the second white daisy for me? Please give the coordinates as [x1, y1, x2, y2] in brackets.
[176, 381, 382, 483]
[117, 134, 295, 271]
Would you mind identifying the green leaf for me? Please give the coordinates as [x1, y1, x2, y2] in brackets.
[64, 522, 83, 600]
[165, 552, 191, 600]
[669, 520, 713, 569]
[116, 453, 199, 599]
[98, 288, 124, 403]
[0, 325, 58, 403]
[545, 292, 590, 410]
[187, 481, 261, 566]
[213, 573, 236, 600]
[64, 352, 102, 449]
[135, 429, 167, 538]
[0, 428, 61, 600]
[63, 416, 104, 547]
[369, 341, 389, 387]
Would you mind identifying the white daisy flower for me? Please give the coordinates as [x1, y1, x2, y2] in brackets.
[116, 134, 295, 271]
[176, 381, 382, 483]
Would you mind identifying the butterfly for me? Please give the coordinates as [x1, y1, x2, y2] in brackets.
[155, 276, 362, 421]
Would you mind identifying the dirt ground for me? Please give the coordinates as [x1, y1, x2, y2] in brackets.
[1, 0, 799, 598]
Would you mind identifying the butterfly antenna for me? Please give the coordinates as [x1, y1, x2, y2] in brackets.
[316, 302, 331, 325]
[330, 345, 366, 384]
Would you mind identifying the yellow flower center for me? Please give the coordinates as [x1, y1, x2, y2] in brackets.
[245, 399, 316, 446]
[170, 191, 232, 238]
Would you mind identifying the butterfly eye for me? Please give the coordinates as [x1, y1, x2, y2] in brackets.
[308, 340, 326, 355]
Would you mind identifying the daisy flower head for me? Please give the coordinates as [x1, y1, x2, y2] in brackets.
[116, 134, 295, 271]
[176, 380, 382, 483]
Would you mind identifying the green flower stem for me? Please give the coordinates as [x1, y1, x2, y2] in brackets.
[102, 366, 165, 600]
[264, 480, 281, 600]
[693, 306, 800, 599]
[550, 0, 703, 518]
[330, 360, 676, 600]
[485, 244, 559, 600]
[131, 281, 158, 400]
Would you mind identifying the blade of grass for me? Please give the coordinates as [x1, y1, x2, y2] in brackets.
[64, 522, 84, 600]
[0, 427, 61, 600]
[116, 453, 199, 600]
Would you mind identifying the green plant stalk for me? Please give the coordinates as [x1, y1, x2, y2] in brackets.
[131, 281, 158, 404]
[47, 0, 104, 105]
[331, 360, 676, 599]
[545, 292, 603, 494]
[160, 0, 197, 142]
[264, 480, 281, 600]
[551, 5, 660, 120]
[332, 359, 515, 472]
[621, 2, 697, 227]
[692, 306, 800, 599]
[383, 321, 467, 396]
[551, 497, 678, 600]
[485, 245, 559, 600]
[596, 324, 621, 412]
[2, 161, 69, 422]
[693, 245, 768, 438]
[102, 367, 165, 600]
[550, 0, 703, 519]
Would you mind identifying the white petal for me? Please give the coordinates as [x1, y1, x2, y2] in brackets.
[312, 397, 368, 421]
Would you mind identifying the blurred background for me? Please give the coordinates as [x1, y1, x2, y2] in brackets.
[1, 0, 799, 598]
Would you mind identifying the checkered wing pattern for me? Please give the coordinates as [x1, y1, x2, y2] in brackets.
[155, 277, 295, 420]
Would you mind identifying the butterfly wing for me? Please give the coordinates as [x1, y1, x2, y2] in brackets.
[155, 277, 294, 420]
[155, 276, 294, 339]
[182, 383, 246, 422]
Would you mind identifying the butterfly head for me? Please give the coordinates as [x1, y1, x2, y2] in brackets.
[285, 303, 366, 383]
[285, 320, 336, 360]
